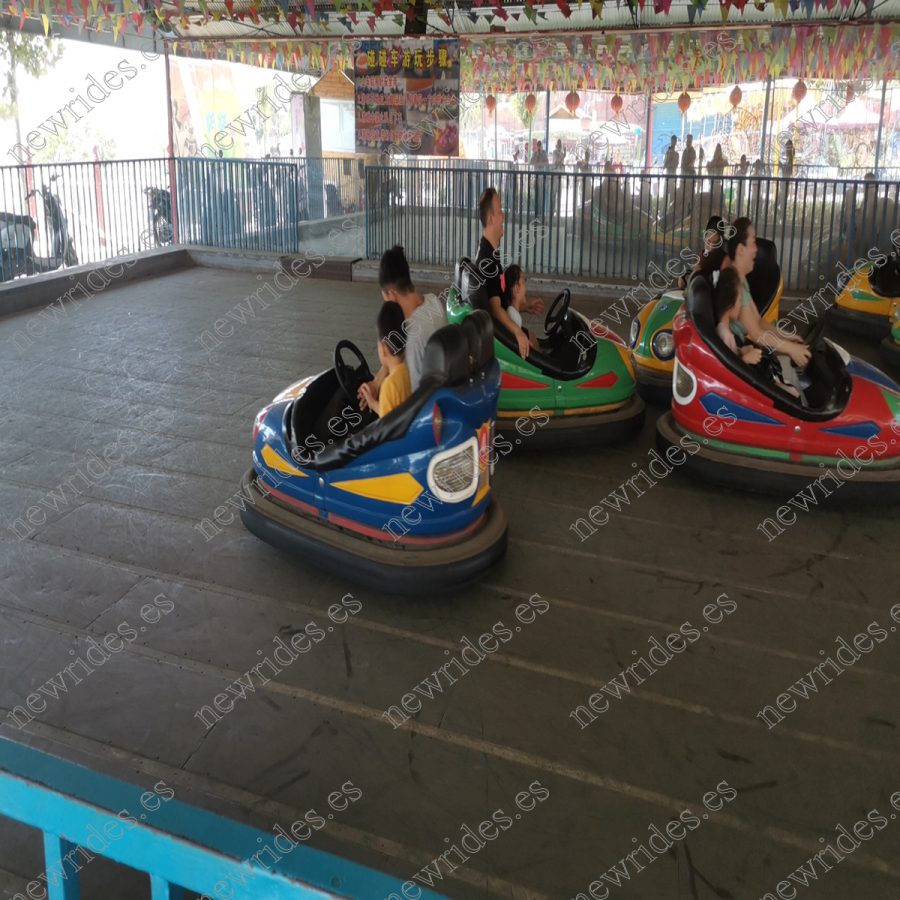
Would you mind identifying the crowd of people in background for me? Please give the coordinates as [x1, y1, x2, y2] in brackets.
[661, 133, 775, 178]
[509, 132, 793, 178]
[511, 138, 625, 173]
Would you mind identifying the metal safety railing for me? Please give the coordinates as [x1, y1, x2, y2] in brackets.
[3, 157, 898, 294]
[389, 157, 900, 182]
[366, 165, 900, 293]
[0, 736, 445, 899]
[0, 156, 365, 287]
[267, 156, 367, 217]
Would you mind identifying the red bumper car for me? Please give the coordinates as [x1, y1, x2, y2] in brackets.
[657, 276, 900, 499]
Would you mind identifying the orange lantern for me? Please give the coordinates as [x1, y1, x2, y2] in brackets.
[792, 79, 807, 104]
[485, 95, 497, 116]
[565, 91, 580, 115]
[610, 93, 623, 115]
[524, 93, 537, 115]
[677, 92, 691, 115]
[729, 85, 742, 108]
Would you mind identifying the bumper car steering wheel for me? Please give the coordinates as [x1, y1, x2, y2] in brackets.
[545, 289, 571, 340]
[758, 346, 783, 383]
[334, 340, 374, 412]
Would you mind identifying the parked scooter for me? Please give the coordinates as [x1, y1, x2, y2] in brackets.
[0, 175, 77, 283]
[144, 186, 174, 246]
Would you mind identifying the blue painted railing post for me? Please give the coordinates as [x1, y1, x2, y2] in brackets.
[364, 165, 369, 260]
[42, 833, 80, 900]
[150, 874, 187, 899]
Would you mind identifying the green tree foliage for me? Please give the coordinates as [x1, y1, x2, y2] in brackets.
[34, 123, 116, 163]
[0, 29, 64, 153]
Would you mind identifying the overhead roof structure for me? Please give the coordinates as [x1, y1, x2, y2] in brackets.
[8, 0, 900, 45]
[4, 0, 899, 95]
[160, 0, 900, 42]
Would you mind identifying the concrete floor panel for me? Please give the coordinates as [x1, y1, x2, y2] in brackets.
[0, 266, 897, 899]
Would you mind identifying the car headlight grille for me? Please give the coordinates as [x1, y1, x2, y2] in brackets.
[427, 436, 481, 503]
[432, 448, 475, 493]
[653, 330, 675, 360]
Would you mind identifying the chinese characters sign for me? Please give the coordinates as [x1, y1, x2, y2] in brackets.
[355, 39, 460, 156]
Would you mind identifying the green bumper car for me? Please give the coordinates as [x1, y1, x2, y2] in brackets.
[446, 258, 644, 448]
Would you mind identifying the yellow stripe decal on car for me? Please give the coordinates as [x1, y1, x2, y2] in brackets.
[332, 473, 424, 505]
[262, 444, 308, 477]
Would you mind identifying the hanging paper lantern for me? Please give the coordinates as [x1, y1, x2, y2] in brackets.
[729, 85, 742, 108]
[677, 91, 691, 115]
[792, 79, 807, 104]
[524, 93, 537, 115]
[565, 91, 581, 115]
[486, 95, 497, 116]
[610, 93, 623, 115]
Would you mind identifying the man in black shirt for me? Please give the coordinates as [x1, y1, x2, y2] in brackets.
[474, 187, 543, 358]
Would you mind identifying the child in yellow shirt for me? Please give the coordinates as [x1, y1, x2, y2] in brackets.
[360, 301, 411, 417]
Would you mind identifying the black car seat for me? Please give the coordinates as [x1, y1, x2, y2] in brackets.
[869, 252, 900, 298]
[460, 309, 495, 375]
[311, 318, 497, 472]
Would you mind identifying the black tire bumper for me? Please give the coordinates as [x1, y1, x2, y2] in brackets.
[634, 363, 673, 406]
[239, 469, 508, 596]
[828, 304, 892, 341]
[656, 411, 900, 502]
[497, 394, 645, 450]
[880, 336, 900, 369]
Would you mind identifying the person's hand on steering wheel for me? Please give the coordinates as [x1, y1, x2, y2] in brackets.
[357, 379, 376, 411]
[515, 328, 530, 359]
[740, 346, 763, 365]
[526, 297, 545, 315]
[787, 342, 812, 368]
[359, 381, 379, 415]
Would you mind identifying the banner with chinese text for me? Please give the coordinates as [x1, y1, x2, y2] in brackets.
[355, 39, 460, 156]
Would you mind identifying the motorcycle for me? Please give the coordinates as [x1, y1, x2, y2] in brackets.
[144, 186, 174, 246]
[0, 175, 78, 283]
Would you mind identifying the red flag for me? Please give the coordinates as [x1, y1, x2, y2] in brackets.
[556, 0, 571, 14]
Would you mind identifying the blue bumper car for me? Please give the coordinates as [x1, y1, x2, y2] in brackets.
[240, 311, 508, 594]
